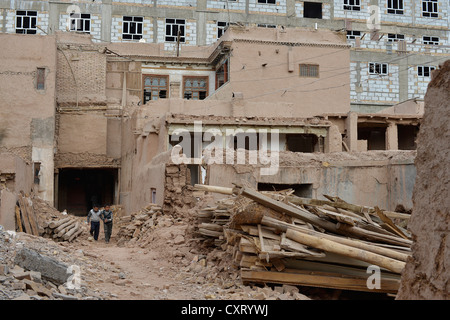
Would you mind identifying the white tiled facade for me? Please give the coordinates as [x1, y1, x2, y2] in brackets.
[249, 0, 287, 15]
[207, 0, 246, 11]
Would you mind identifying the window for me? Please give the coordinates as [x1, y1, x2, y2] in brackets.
[257, 24, 277, 28]
[258, 0, 276, 4]
[217, 21, 228, 38]
[123, 16, 143, 41]
[216, 60, 229, 90]
[69, 13, 91, 33]
[387, 33, 405, 42]
[165, 19, 185, 42]
[183, 76, 208, 100]
[299, 64, 319, 78]
[304, 2, 323, 19]
[387, 0, 404, 15]
[33, 162, 41, 184]
[344, 0, 361, 11]
[151, 188, 156, 204]
[418, 66, 436, 77]
[347, 30, 361, 40]
[422, 0, 438, 18]
[36, 68, 45, 90]
[16, 10, 37, 34]
[143, 75, 168, 103]
[423, 36, 439, 45]
[369, 62, 388, 75]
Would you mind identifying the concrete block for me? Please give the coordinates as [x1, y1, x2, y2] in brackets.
[14, 247, 69, 285]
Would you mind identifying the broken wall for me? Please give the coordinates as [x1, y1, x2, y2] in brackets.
[0, 33, 57, 204]
[397, 60, 450, 300]
[207, 151, 416, 212]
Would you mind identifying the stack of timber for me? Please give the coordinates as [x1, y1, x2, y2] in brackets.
[15, 192, 40, 236]
[194, 184, 412, 294]
[196, 197, 235, 247]
[41, 217, 83, 242]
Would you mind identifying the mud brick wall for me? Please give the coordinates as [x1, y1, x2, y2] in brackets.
[163, 163, 195, 217]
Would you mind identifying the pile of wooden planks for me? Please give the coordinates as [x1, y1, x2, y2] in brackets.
[41, 217, 83, 242]
[15, 192, 40, 236]
[196, 198, 234, 247]
[194, 184, 412, 294]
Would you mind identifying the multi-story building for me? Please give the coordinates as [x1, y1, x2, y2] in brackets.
[0, 0, 448, 112]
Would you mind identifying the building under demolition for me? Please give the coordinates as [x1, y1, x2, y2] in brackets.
[1, 23, 443, 228]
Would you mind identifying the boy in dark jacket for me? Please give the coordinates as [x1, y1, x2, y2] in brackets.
[101, 204, 113, 243]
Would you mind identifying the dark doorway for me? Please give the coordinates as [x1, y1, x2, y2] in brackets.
[57, 168, 117, 216]
[258, 183, 313, 198]
[358, 124, 387, 150]
[398, 124, 419, 150]
[286, 134, 319, 153]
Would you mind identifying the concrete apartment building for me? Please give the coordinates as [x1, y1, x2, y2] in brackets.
[0, 1, 448, 226]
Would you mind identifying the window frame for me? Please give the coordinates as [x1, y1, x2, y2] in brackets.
[422, 0, 438, 18]
[165, 18, 186, 43]
[299, 64, 319, 78]
[344, 0, 361, 11]
[69, 13, 91, 33]
[387, 33, 405, 42]
[387, 0, 404, 15]
[183, 76, 209, 100]
[123, 16, 144, 41]
[422, 36, 439, 45]
[36, 67, 46, 90]
[258, 0, 276, 4]
[217, 21, 228, 39]
[215, 59, 229, 90]
[368, 62, 389, 75]
[16, 10, 37, 34]
[142, 74, 169, 104]
[417, 66, 436, 77]
[346, 30, 361, 40]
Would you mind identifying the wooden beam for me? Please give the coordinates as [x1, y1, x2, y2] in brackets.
[241, 269, 400, 294]
[286, 229, 406, 274]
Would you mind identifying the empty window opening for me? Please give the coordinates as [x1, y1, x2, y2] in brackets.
[258, 183, 313, 198]
[57, 168, 117, 216]
[33, 162, 41, 185]
[258, 0, 276, 4]
[143, 75, 168, 103]
[169, 132, 202, 159]
[36, 68, 45, 90]
[286, 134, 319, 153]
[151, 188, 157, 204]
[358, 125, 387, 150]
[187, 164, 201, 186]
[232, 132, 259, 151]
[16, 10, 37, 34]
[123, 16, 143, 41]
[398, 125, 419, 150]
[217, 21, 228, 38]
[304, 2, 323, 19]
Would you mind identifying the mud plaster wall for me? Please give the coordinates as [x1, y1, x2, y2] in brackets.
[207, 158, 416, 211]
[397, 61, 450, 300]
[0, 34, 57, 204]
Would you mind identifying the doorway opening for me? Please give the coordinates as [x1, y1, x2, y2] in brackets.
[57, 168, 118, 216]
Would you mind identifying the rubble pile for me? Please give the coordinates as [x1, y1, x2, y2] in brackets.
[0, 227, 120, 300]
[195, 185, 412, 295]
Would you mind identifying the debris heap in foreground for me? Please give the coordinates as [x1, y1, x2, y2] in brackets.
[196, 185, 412, 294]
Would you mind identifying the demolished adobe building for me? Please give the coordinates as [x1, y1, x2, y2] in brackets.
[0, 26, 438, 225]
